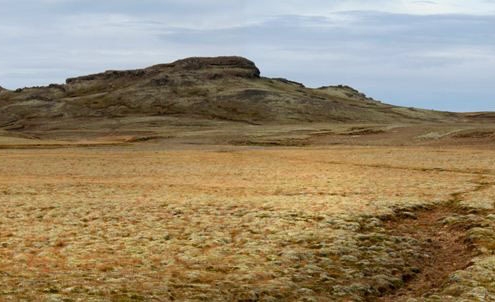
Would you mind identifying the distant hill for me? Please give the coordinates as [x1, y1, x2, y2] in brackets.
[0, 56, 466, 133]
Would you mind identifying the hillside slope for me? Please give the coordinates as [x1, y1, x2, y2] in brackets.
[0, 56, 460, 132]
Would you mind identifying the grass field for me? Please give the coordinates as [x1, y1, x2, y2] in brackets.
[1, 144, 494, 301]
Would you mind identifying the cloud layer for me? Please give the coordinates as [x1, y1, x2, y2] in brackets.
[1, 0, 494, 111]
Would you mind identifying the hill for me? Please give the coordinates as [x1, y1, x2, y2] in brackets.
[0, 57, 460, 129]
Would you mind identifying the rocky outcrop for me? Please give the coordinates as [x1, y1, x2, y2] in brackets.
[66, 56, 260, 85]
[66, 69, 149, 84]
[272, 78, 305, 88]
[170, 56, 260, 76]
[318, 85, 372, 101]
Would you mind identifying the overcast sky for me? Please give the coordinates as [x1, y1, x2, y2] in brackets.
[1, 0, 494, 112]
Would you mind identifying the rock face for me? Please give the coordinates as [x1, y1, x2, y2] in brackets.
[65, 56, 260, 84]
[170, 56, 260, 77]
[0, 56, 460, 131]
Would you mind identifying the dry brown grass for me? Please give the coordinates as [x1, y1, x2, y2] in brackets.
[0, 145, 494, 301]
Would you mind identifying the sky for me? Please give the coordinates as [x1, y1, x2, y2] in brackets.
[1, 0, 494, 112]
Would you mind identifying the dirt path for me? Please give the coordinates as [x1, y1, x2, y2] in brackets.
[377, 205, 476, 301]
[377, 177, 495, 301]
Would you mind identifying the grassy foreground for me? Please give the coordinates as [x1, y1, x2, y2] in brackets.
[1, 145, 494, 301]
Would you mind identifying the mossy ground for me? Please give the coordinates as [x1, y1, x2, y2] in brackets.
[0, 145, 494, 301]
